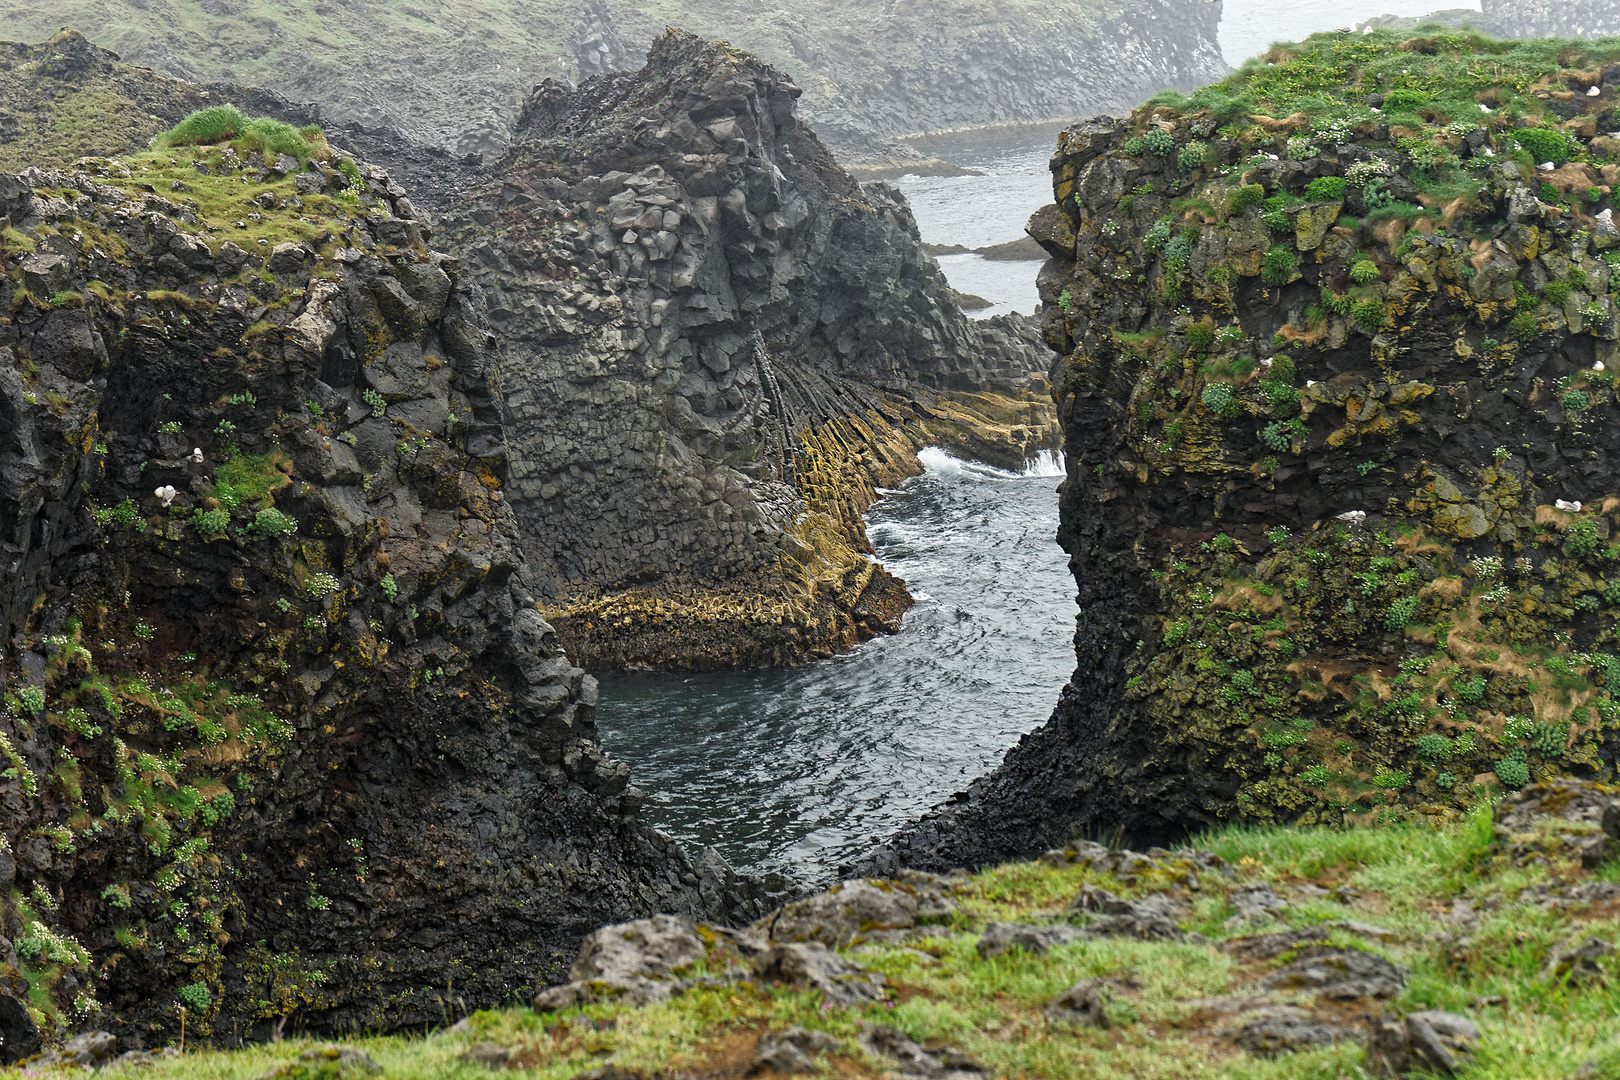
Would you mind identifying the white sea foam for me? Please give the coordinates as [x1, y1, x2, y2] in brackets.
[917, 445, 1064, 480]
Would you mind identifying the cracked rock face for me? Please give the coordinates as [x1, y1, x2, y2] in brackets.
[0, 147, 770, 1042]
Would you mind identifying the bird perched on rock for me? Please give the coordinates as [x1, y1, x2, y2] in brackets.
[154, 485, 178, 507]
[1555, 499, 1584, 512]
[1336, 510, 1367, 528]
[189, 447, 204, 463]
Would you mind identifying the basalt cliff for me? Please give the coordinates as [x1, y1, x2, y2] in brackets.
[0, 121, 782, 1048]
[440, 30, 1056, 670]
[889, 29, 1620, 869]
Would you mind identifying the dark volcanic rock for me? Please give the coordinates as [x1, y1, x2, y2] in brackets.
[441, 30, 1055, 669]
[887, 36, 1620, 866]
[0, 147, 772, 1041]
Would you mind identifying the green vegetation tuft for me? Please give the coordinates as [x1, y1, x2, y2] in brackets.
[157, 107, 326, 164]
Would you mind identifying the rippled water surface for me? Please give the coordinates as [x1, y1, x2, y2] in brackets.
[891, 135, 1057, 319]
[595, 450, 1074, 878]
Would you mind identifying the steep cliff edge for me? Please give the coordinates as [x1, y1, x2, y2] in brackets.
[0, 121, 767, 1044]
[889, 29, 1620, 868]
[440, 31, 1057, 670]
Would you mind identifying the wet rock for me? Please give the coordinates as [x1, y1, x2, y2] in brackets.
[1365, 1011, 1480, 1077]
[752, 942, 886, 1004]
[1231, 1006, 1356, 1055]
[975, 921, 1087, 958]
[533, 915, 707, 1011]
[1263, 946, 1409, 1000]
[754, 1027, 840, 1074]
[1044, 979, 1111, 1028]
[1225, 883, 1289, 929]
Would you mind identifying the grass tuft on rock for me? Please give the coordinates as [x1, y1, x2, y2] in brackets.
[157, 106, 326, 163]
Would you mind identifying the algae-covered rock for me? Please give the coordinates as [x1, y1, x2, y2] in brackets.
[889, 28, 1620, 869]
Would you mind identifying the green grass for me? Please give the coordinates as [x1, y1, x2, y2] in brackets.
[1140, 28, 1620, 164]
[156, 107, 327, 164]
[48, 806, 1620, 1080]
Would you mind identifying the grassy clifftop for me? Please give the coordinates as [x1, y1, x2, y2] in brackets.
[21, 787, 1620, 1078]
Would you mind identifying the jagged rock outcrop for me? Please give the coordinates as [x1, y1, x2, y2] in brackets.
[6, 0, 1228, 171]
[886, 30, 1620, 868]
[441, 30, 1056, 669]
[0, 134, 775, 1043]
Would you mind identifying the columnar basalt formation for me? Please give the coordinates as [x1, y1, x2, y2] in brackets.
[442, 30, 1058, 670]
[888, 31, 1620, 870]
[0, 136, 768, 1045]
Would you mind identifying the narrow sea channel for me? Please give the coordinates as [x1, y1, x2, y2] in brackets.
[594, 450, 1074, 880]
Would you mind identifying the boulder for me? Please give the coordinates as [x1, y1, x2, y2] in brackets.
[261, 1044, 382, 1078]
[753, 878, 935, 946]
[1224, 883, 1290, 929]
[0, 991, 39, 1063]
[752, 941, 886, 1004]
[1224, 920, 1399, 959]
[533, 915, 706, 1011]
[856, 1024, 983, 1079]
[1232, 1006, 1356, 1056]
[1544, 937, 1615, 985]
[1493, 779, 1620, 869]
